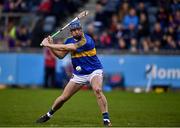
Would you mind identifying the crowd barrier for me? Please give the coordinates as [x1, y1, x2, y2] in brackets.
[0, 53, 180, 88]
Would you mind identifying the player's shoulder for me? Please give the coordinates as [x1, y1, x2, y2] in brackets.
[84, 33, 92, 39]
[84, 33, 94, 43]
[64, 36, 73, 44]
[64, 36, 73, 41]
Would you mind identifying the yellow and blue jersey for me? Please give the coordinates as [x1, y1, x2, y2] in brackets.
[64, 33, 103, 75]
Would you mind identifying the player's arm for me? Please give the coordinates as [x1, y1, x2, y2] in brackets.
[46, 37, 68, 59]
[41, 36, 77, 51]
[42, 36, 69, 59]
[50, 49, 68, 59]
[47, 43, 77, 51]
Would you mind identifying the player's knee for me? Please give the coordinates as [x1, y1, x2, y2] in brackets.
[93, 87, 102, 98]
[59, 95, 69, 102]
[94, 86, 102, 93]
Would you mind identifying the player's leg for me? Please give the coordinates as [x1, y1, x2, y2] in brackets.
[36, 81, 82, 123]
[91, 74, 112, 127]
[51, 81, 82, 111]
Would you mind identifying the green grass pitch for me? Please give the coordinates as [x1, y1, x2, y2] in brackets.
[0, 88, 180, 127]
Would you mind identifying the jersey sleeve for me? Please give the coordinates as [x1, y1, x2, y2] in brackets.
[64, 37, 72, 44]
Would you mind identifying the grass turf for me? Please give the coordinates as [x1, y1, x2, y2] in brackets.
[0, 88, 180, 127]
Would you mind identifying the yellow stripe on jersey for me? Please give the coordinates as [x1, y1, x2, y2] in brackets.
[74, 33, 86, 48]
[71, 48, 96, 58]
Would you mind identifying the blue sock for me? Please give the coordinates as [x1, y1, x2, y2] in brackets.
[102, 112, 110, 120]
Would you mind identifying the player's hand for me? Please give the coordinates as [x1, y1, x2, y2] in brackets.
[41, 37, 49, 47]
[40, 36, 53, 47]
[47, 36, 53, 44]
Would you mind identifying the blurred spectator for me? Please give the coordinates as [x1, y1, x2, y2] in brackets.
[129, 38, 138, 52]
[3, 0, 29, 12]
[102, 0, 119, 21]
[156, 6, 169, 28]
[0, 1, 3, 12]
[123, 24, 138, 42]
[51, 0, 67, 26]
[138, 12, 150, 39]
[115, 23, 124, 39]
[149, 22, 163, 51]
[153, 40, 161, 52]
[64, 0, 80, 14]
[100, 31, 112, 48]
[0, 25, 4, 39]
[140, 38, 150, 52]
[0, 0, 179, 52]
[136, 2, 148, 18]
[150, 22, 164, 43]
[177, 26, 180, 47]
[26, 0, 41, 12]
[118, 38, 128, 50]
[97, 0, 108, 6]
[44, 48, 56, 88]
[16, 24, 31, 47]
[0, 26, 6, 49]
[122, 8, 139, 29]
[86, 23, 99, 44]
[164, 35, 177, 50]
[91, 0, 180, 51]
[94, 2, 106, 30]
[117, 2, 130, 22]
[164, 26, 177, 42]
[170, 0, 180, 12]
[168, 15, 177, 29]
[109, 14, 118, 33]
[38, 0, 52, 15]
[173, 10, 180, 28]
[86, 24, 95, 38]
[4, 19, 17, 48]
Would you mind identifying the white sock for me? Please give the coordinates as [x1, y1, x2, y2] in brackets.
[47, 112, 53, 118]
